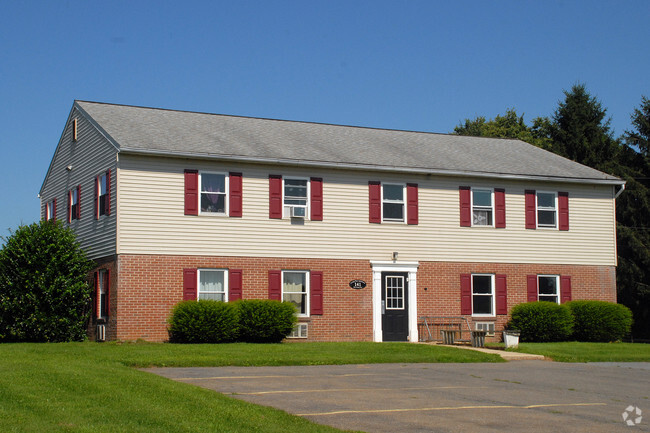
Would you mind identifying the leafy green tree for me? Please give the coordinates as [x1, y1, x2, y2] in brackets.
[454, 109, 553, 150]
[0, 220, 94, 342]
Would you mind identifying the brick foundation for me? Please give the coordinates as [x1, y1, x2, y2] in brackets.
[97, 254, 616, 342]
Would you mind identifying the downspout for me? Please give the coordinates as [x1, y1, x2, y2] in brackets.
[614, 183, 626, 199]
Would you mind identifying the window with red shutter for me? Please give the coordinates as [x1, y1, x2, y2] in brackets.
[495, 274, 507, 314]
[229, 172, 243, 217]
[406, 183, 418, 225]
[310, 271, 323, 315]
[369, 181, 381, 223]
[495, 188, 506, 228]
[229, 269, 243, 301]
[558, 192, 569, 231]
[310, 177, 323, 221]
[268, 270, 282, 300]
[184, 170, 199, 216]
[525, 190, 536, 229]
[459, 186, 471, 227]
[183, 268, 198, 300]
[269, 175, 283, 219]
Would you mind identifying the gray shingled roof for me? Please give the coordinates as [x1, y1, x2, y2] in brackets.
[75, 100, 622, 184]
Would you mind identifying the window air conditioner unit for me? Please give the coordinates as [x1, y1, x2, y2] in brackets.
[290, 206, 306, 218]
[97, 324, 106, 342]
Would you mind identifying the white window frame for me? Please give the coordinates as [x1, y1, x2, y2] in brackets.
[381, 182, 406, 223]
[538, 275, 560, 304]
[197, 269, 229, 302]
[199, 171, 229, 216]
[471, 274, 495, 317]
[283, 177, 310, 219]
[282, 270, 310, 317]
[288, 323, 308, 339]
[46, 199, 55, 221]
[98, 171, 109, 217]
[471, 188, 494, 227]
[70, 188, 79, 221]
[536, 191, 557, 229]
[98, 269, 108, 319]
[385, 274, 406, 310]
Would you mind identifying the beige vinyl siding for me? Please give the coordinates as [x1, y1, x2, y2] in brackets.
[117, 154, 617, 266]
[39, 108, 117, 259]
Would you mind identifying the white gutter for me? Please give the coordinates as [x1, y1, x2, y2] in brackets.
[614, 183, 626, 199]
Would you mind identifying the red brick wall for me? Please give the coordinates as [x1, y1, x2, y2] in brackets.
[111, 254, 616, 342]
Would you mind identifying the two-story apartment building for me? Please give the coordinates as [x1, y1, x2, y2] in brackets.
[39, 101, 624, 342]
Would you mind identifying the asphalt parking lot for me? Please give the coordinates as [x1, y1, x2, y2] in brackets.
[146, 361, 649, 433]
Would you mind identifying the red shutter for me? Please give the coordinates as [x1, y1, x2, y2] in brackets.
[229, 172, 243, 217]
[495, 188, 506, 228]
[310, 177, 323, 221]
[459, 186, 471, 227]
[310, 271, 323, 315]
[460, 274, 472, 315]
[369, 181, 381, 223]
[406, 183, 418, 225]
[94, 175, 99, 220]
[525, 190, 536, 229]
[229, 269, 243, 301]
[560, 275, 572, 303]
[269, 175, 283, 219]
[77, 185, 81, 219]
[495, 274, 507, 315]
[527, 275, 538, 302]
[558, 191, 569, 231]
[268, 270, 282, 300]
[184, 170, 199, 216]
[105, 269, 110, 317]
[67, 190, 72, 223]
[94, 271, 99, 317]
[106, 169, 111, 216]
[53, 198, 57, 222]
[183, 268, 197, 300]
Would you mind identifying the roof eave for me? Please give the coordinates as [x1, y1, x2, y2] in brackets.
[119, 148, 625, 186]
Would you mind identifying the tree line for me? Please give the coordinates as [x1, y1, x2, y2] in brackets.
[454, 84, 650, 339]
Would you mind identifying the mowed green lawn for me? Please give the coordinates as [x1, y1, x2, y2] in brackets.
[513, 341, 650, 362]
[0, 342, 500, 433]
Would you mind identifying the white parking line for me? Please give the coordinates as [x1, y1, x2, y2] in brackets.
[298, 402, 607, 417]
[238, 385, 489, 395]
[176, 373, 381, 381]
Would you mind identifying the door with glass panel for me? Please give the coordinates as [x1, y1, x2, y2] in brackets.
[381, 272, 409, 341]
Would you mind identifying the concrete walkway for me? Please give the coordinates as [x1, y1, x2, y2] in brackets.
[430, 342, 547, 360]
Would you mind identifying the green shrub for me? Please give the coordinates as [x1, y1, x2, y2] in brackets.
[168, 300, 239, 343]
[566, 300, 633, 342]
[0, 220, 94, 342]
[507, 301, 574, 342]
[236, 300, 297, 343]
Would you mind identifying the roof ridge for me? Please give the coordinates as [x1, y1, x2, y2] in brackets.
[74, 100, 523, 141]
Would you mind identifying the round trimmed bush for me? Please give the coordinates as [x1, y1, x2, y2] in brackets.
[236, 300, 297, 343]
[566, 300, 633, 342]
[0, 220, 94, 342]
[168, 300, 239, 343]
[507, 301, 574, 342]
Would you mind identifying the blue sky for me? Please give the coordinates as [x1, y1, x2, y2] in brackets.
[1, 1, 648, 238]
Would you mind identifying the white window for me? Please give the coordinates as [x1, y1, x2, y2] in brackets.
[382, 183, 405, 222]
[98, 172, 109, 216]
[288, 323, 308, 338]
[98, 269, 108, 318]
[282, 270, 309, 316]
[198, 269, 228, 301]
[284, 178, 309, 218]
[537, 192, 557, 228]
[385, 275, 405, 309]
[200, 172, 228, 215]
[46, 199, 56, 221]
[70, 188, 79, 221]
[472, 274, 494, 316]
[472, 188, 493, 226]
[538, 275, 559, 303]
